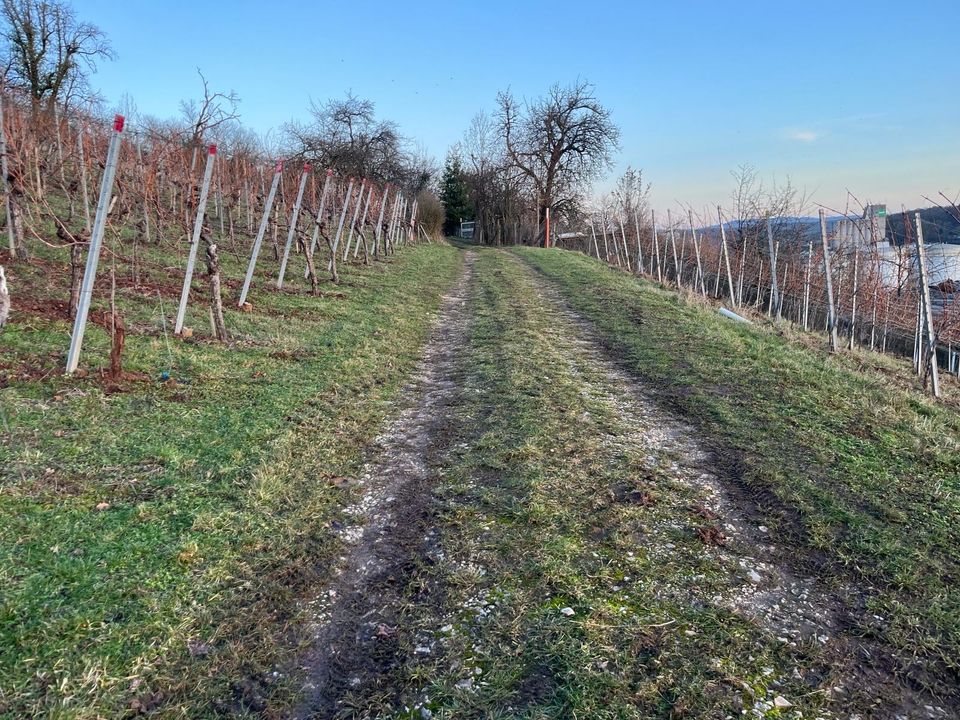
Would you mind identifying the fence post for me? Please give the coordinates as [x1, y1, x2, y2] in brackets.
[353, 184, 374, 258]
[765, 217, 780, 318]
[277, 162, 311, 288]
[650, 210, 662, 281]
[717, 207, 737, 307]
[0, 90, 13, 255]
[343, 180, 365, 261]
[174, 143, 217, 334]
[65, 115, 125, 374]
[688, 210, 705, 295]
[544, 206, 551, 248]
[667, 209, 680, 282]
[238, 160, 283, 307]
[373, 185, 389, 256]
[914, 212, 941, 397]
[305, 169, 334, 278]
[803, 237, 813, 330]
[329, 178, 354, 268]
[818, 209, 839, 352]
[848, 247, 860, 350]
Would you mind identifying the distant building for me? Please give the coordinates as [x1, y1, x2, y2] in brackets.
[832, 204, 887, 248]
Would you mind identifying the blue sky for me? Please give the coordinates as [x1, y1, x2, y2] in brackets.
[76, 0, 958, 214]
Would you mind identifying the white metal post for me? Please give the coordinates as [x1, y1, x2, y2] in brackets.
[65, 115, 125, 374]
[617, 212, 631, 272]
[650, 210, 662, 281]
[373, 185, 390, 256]
[667, 209, 679, 281]
[329, 178, 354, 269]
[717, 207, 737, 307]
[305, 169, 333, 278]
[343, 179, 365, 261]
[353, 183, 374, 258]
[766, 217, 779, 317]
[632, 209, 643, 269]
[174, 143, 217, 334]
[818, 209, 839, 352]
[0, 90, 13, 254]
[238, 160, 283, 307]
[915, 213, 941, 397]
[688, 210, 705, 295]
[277, 162, 311, 288]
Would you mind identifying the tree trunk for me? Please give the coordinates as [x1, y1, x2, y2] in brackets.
[7, 163, 27, 260]
[69, 242, 83, 318]
[0, 265, 9, 328]
[303, 234, 319, 295]
[205, 239, 229, 342]
[325, 232, 339, 284]
[108, 269, 125, 379]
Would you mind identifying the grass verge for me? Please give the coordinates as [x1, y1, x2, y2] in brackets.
[0, 242, 462, 717]
[516, 246, 960, 693]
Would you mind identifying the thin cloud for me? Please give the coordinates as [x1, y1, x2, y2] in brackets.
[787, 129, 821, 143]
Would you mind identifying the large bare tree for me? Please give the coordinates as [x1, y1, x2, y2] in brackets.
[0, 0, 113, 109]
[286, 93, 404, 183]
[497, 80, 619, 237]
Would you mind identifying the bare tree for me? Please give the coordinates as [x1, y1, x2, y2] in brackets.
[497, 80, 619, 240]
[180, 69, 240, 160]
[0, 0, 113, 110]
[286, 93, 404, 182]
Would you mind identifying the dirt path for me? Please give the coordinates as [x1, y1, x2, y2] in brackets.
[285, 247, 950, 719]
[290, 252, 476, 718]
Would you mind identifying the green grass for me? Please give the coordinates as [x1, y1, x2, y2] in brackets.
[516, 246, 960, 691]
[345, 249, 833, 718]
[0, 235, 462, 717]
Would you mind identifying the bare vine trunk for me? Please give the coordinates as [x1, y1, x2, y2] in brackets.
[205, 239, 229, 342]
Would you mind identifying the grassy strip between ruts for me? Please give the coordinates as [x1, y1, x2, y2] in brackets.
[0, 243, 462, 717]
[352, 249, 833, 718]
[515, 246, 960, 692]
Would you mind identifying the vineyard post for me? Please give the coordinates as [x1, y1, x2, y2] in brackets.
[329, 178, 354, 269]
[277, 162, 311, 288]
[373, 185, 389, 256]
[848, 246, 860, 350]
[667, 209, 680, 282]
[78, 125, 92, 234]
[914, 212, 941, 396]
[65, 115, 125, 374]
[717, 207, 737, 307]
[0, 91, 13, 254]
[238, 160, 283, 307]
[688, 210, 705, 295]
[765, 217, 779, 317]
[650, 210, 662, 281]
[803, 236, 813, 330]
[589, 218, 601, 259]
[305, 169, 334, 278]
[175, 144, 217, 334]
[632, 209, 643, 269]
[617, 211, 631, 271]
[353, 183, 374, 258]
[818, 209, 839, 352]
[343, 180, 365, 261]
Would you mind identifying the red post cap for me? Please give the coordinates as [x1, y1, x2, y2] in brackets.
[113, 115, 125, 132]
[208, 144, 217, 155]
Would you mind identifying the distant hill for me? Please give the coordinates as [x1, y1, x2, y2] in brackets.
[700, 208, 960, 246]
[885, 207, 960, 245]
